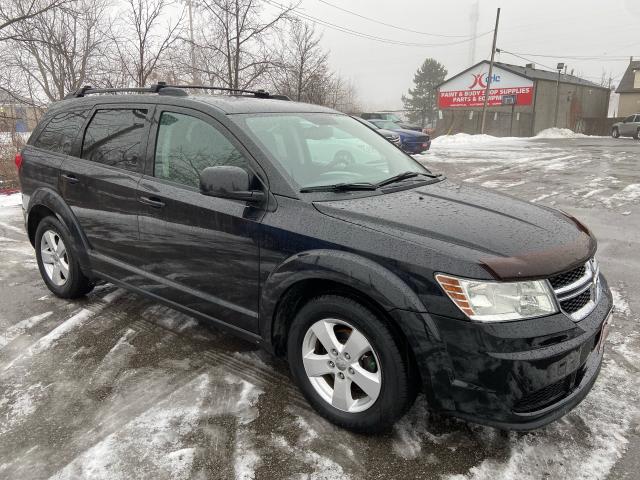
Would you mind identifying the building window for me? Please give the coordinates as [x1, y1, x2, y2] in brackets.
[634, 70, 640, 89]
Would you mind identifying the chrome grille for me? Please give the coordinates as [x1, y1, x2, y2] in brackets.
[549, 265, 586, 290]
[549, 258, 600, 321]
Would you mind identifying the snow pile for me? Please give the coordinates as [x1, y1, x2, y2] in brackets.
[534, 128, 596, 139]
[432, 133, 521, 146]
[0, 192, 21, 207]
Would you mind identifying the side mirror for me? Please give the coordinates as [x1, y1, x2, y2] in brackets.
[199, 166, 265, 203]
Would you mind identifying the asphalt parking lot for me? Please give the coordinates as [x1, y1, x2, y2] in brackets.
[0, 135, 638, 480]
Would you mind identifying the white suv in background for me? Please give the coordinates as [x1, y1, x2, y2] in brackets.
[612, 114, 640, 139]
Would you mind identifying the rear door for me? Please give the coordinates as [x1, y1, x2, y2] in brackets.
[136, 106, 265, 333]
[60, 104, 154, 274]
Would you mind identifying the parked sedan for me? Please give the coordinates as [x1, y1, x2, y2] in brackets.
[611, 114, 640, 139]
[353, 117, 402, 148]
[360, 112, 423, 132]
[368, 119, 431, 154]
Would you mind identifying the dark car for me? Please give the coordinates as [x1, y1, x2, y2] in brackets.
[352, 116, 401, 148]
[360, 112, 422, 132]
[368, 119, 431, 154]
[17, 84, 612, 433]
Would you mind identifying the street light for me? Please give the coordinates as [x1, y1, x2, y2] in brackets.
[554, 62, 565, 128]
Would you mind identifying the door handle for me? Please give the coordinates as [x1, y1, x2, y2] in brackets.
[138, 195, 165, 208]
[61, 173, 79, 184]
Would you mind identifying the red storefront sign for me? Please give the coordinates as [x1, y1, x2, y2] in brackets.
[438, 65, 535, 108]
[438, 86, 534, 108]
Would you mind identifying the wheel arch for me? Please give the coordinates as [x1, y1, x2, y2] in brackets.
[260, 250, 441, 381]
[27, 187, 92, 275]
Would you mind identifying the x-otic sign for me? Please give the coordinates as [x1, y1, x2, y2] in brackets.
[468, 72, 501, 89]
[438, 65, 534, 108]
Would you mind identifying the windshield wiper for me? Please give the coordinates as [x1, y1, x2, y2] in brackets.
[376, 171, 442, 187]
[300, 182, 379, 193]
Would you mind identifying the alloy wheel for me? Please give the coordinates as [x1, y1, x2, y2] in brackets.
[301, 318, 382, 413]
[40, 229, 70, 286]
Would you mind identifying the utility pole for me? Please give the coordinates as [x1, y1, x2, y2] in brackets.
[186, 0, 199, 85]
[480, 7, 500, 135]
[554, 62, 565, 128]
[468, 1, 479, 65]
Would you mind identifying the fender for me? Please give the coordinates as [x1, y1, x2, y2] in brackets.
[27, 187, 93, 275]
[260, 249, 442, 347]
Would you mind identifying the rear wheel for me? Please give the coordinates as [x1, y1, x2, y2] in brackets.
[35, 216, 93, 298]
[287, 295, 413, 432]
[634, 128, 639, 140]
[612, 127, 620, 138]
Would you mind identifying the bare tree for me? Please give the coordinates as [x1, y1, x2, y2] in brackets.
[110, 0, 185, 87]
[1, 0, 108, 103]
[272, 21, 328, 101]
[0, 0, 69, 41]
[196, 0, 295, 90]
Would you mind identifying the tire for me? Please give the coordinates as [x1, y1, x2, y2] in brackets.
[287, 295, 413, 433]
[35, 216, 94, 298]
[612, 127, 620, 138]
[634, 128, 639, 140]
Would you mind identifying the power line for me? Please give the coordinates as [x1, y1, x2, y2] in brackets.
[316, 0, 476, 38]
[497, 49, 557, 71]
[500, 50, 632, 61]
[265, 0, 493, 48]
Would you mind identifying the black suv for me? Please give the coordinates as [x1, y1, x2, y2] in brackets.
[17, 84, 612, 432]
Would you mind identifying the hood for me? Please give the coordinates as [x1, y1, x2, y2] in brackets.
[377, 128, 398, 138]
[394, 128, 426, 137]
[313, 180, 595, 280]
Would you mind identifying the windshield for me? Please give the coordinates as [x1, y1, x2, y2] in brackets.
[234, 113, 428, 190]
[371, 120, 400, 130]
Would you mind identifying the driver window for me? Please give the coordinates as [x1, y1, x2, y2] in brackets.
[625, 115, 635, 123]
[154, 112, 248, 188]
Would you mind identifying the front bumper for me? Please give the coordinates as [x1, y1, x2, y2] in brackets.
[415, 274, 613, 430]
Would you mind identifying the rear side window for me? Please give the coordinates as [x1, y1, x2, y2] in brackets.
[81, 109, 148, 172]
[33, 109, 88, 154]
[154, 111, 248, 188]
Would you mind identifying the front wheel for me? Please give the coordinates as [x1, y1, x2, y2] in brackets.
[287, 295, 414, 432]
[35, 216, 94, 298]
[612, 127, 620, 138]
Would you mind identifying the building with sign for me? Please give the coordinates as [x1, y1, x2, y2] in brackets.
[436, 61, 611, 137]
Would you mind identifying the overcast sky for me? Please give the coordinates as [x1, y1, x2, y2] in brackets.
[278, 0, 640, 110]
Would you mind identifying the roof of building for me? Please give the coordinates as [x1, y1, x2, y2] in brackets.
[615, 61, 640, 94]
[438, 60, 607, 90]
[494, 62, 605, 89]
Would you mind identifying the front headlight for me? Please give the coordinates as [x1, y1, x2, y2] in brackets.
[435, 274, 558, 322]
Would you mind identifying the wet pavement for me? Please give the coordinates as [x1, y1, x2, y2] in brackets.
[0, 135, 638, 479]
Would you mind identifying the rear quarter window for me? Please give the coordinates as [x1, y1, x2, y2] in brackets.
[32, 109, 89, 155]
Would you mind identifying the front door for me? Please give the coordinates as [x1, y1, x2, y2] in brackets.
[60, 105, 153, 275]
[136, 107, 264, 333]
[620, 115, 636, 136]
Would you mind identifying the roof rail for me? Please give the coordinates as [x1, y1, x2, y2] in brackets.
[64, 82, 290, 100]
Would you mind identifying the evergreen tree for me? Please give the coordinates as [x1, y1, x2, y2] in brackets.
[402, 58, 447, 128]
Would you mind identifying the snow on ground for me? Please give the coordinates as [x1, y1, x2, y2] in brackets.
[0, 192, 21, 207]
[534, 128, 604, 139]
[431, 133, 523, 146]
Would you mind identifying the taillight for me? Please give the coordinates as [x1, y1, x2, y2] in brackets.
[15, 153, 23, 170]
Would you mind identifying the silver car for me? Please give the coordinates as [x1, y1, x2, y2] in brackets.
[612, 114, 640, 139]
